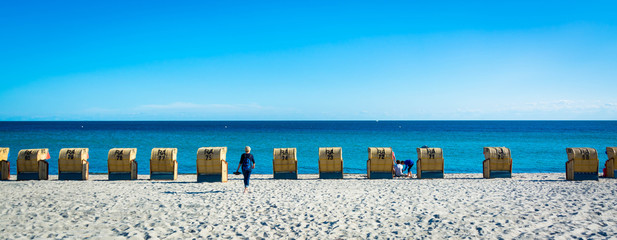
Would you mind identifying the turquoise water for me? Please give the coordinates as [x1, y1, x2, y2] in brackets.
[0, 121, 615, 175]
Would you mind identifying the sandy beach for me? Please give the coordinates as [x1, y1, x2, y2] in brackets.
[1, 173, 616, 239]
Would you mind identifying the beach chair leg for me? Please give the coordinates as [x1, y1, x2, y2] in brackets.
[0, 161, 9, 180]
[607, 159, 615, 178]
[83, 162, 89, 180]
[131, 161, 138, 180]
[483, 160, 490, 179]
[566, 161, 573, 180]
[366, 160, 370, 179]
[39, 161, 49, 180]
[416, 160, 422, 179]
[173, 161, 178, 180]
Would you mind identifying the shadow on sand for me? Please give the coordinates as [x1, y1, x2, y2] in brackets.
[162, 190, 225, 194]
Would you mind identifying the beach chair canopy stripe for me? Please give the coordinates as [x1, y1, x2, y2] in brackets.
[17, 149, 50, 172]
[108, 148, 137, 172]
[197, 147, 227, 161]
[319, 147, 342, 161]
[417, 147, 444, 171]
[367, 147, 393, 172]
[273, 148, 297, 172]
[58, 148, 89, 172]
[566, 147, 598, 173]
[150, 148, 178, 172]
[196, 147, 227, 174]
[483, 147, 512, 171]
[0, 148, 8, 161]
[318, 147, 343, 172]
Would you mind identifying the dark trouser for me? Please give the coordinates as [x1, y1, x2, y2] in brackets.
[242, 169, 252, 187]
[405, 164, 414, 174]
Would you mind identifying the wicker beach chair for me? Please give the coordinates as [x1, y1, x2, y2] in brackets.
[416, 147, 444, 179]
[273, 148, 298, 179]
[108, 148, 138, 180]
[318, 147, 343, 179]
[196, 147, 228, 182]
[604, 147, 617, 178]
[367, 147, 393, 179]
[0, 148, 9, 180]
[566, 147, 599, 181]
[58, 148, 90, 180]
[16, 149, 50, 180]
[150, 148, 178, 180]
[483, 147, 512, 178]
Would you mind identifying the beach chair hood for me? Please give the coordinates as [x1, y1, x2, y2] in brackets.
[108, 148, 137, 173]
[17, 149, 50, 172]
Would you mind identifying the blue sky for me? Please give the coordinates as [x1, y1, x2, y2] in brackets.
[1, 0, 616, 120]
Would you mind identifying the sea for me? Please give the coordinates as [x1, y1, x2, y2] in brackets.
[1, 121, 615, 175]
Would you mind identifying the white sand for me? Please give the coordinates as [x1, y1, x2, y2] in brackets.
[1, 173, 617, 239]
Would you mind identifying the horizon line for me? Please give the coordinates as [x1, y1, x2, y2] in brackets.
[1, 119, 615, 122]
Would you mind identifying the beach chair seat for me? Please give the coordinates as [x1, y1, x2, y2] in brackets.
[367, 147, 393, 179]
[58, 148, 89, 180]
[273, 148, 298, 179]
[483, 147, 512, 178]
[196, 147, 228, 182]
[0, 148, 9, 180]
[604, 147, 617, 178]
[416, 147, 444, 179]
[16, 149, 50, 180]
[566, 147, 599, 181]
[108, 148, 138, 180]
[150, 148, 178, 180]
[318, 147, 343, 179]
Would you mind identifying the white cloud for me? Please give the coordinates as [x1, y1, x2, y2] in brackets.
[138, 102, 264, 111]
[69, 102, 282, 120]
[510, 100, 617, 112]
[448, 100, 617, 120]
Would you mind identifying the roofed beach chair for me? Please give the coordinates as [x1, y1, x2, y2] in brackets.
[196, 147, 228, 182]
[604, 147, 617, 178]
[150, 148, 178, 180]
[566, 147, 598, 181]
[318, 147, 343, 179]
[0, 148, 9, 180]
[483, 147, 512, 178]
[58, 148, 90, 180]
[16, 148, 50, 180]
[367, 147, 393, 179]
[273, 148, 298, 179]
[108, 148, 138, 180]
[416, 147, 444, 179]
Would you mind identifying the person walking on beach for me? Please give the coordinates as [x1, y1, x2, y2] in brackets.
[236, 146, 255, 193]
